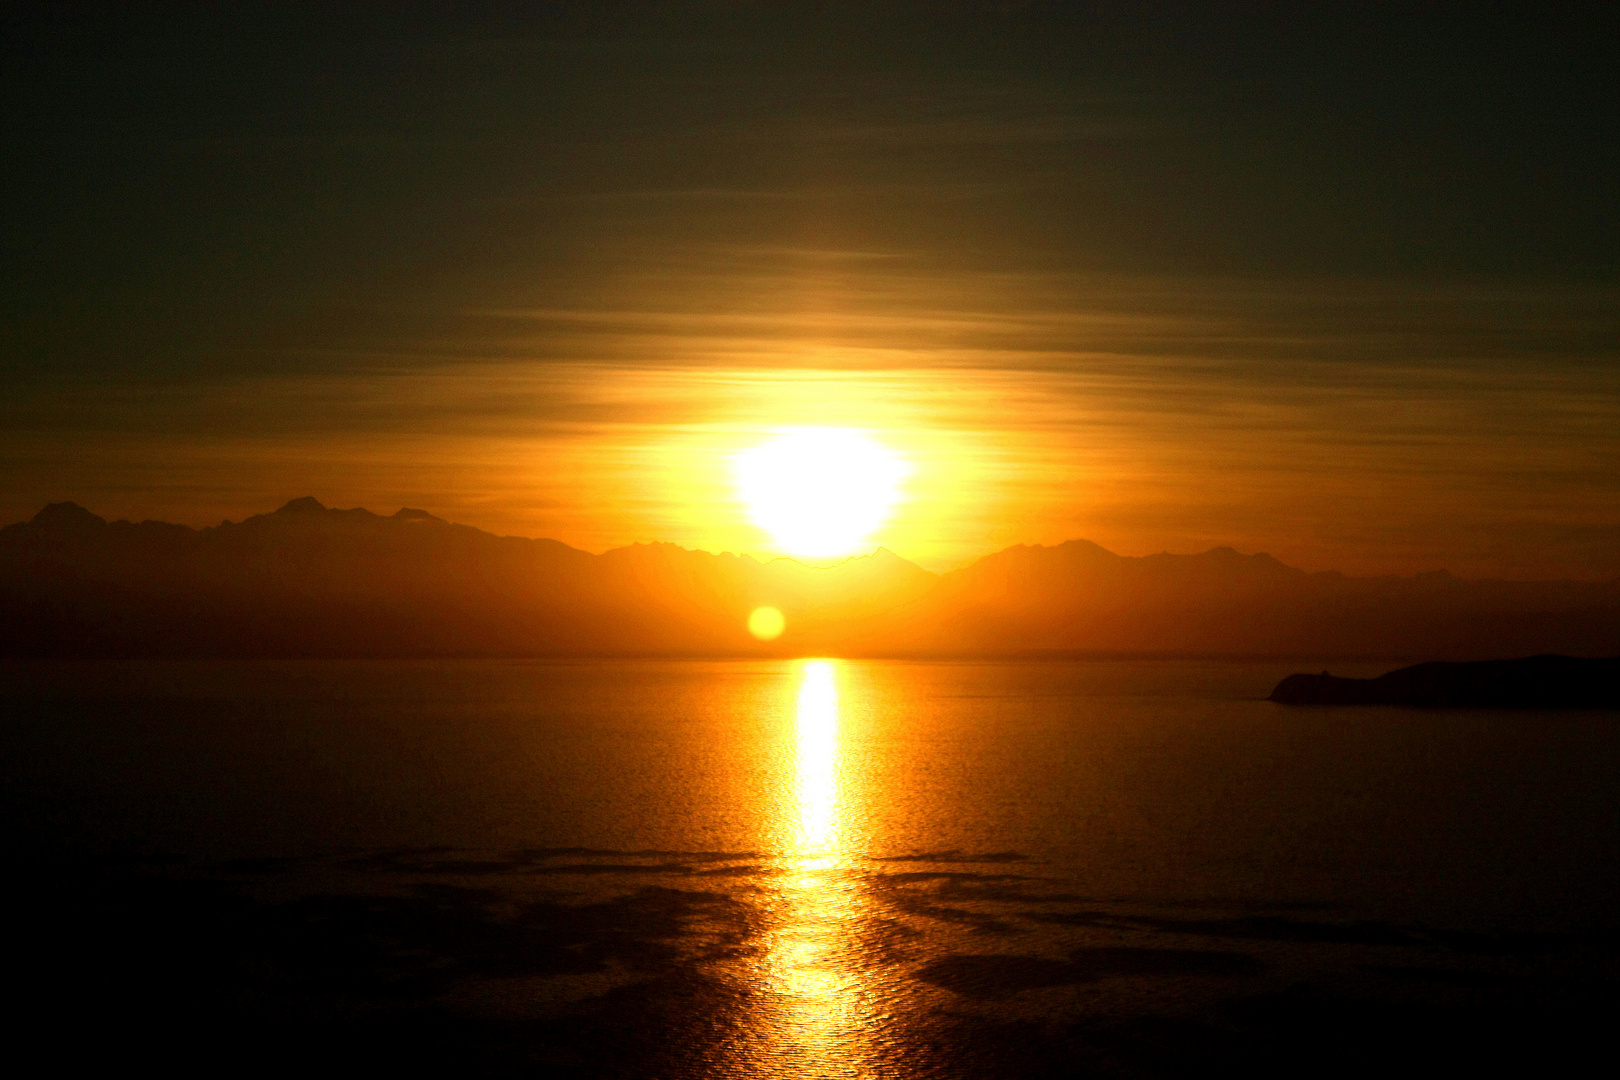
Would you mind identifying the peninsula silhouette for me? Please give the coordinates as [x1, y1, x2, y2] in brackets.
[1270, 655, 1620, 707]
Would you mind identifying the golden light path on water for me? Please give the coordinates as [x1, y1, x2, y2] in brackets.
[795, 662, 840, 857]
[740, 659, 884, 1077]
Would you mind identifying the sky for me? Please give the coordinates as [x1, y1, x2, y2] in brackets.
[3, 2, 1617, 576]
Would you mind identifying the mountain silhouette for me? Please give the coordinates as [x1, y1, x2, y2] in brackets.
[903, 538, 1620, 658]
[2, 499, 1617, 658]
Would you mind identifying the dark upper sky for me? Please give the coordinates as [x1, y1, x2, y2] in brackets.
[3, 2, 1617, 575]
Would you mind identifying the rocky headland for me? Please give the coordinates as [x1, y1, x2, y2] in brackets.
[1270, 655, 1620, 707]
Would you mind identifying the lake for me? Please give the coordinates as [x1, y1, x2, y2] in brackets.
[4, 658, 1617, 1075]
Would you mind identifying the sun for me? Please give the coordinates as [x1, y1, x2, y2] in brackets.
[734, 428, 909, 558]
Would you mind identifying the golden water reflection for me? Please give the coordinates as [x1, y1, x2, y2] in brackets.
[749, 659, 881, 1077]
[794, 660, 840, 857]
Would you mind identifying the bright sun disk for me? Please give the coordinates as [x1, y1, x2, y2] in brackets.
[734, 428, 909, 557]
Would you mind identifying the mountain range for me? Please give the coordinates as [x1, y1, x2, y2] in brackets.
[3, 498, 1617, 659]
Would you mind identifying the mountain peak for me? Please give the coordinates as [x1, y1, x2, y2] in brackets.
[855, 547, 930, 575]
[30, 502, 107, 530]
[275, 497, 327, 515]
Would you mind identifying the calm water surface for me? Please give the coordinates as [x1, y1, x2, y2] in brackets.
[5, 658, 1618, 1075]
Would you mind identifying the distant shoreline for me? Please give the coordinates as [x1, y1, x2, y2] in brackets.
[6, 498, 1618, 661]
[0, 648, 1521, 664]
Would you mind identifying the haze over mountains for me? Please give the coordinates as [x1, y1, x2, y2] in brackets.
[3, 498, 1617, 660]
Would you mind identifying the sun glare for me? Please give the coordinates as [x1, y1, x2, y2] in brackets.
[734, 428, 909, 558]
[748, 605, 786, 640]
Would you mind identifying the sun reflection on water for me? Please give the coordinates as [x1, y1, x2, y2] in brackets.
[795, 661, 840, 857]
[743, 659, 880, 1078]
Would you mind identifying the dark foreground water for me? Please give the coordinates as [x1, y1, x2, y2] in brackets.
[4, 658, 1618, 1076]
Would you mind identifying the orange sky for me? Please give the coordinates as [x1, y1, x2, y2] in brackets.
[3, 8, 1617, 579]
[5, 269, 1617, 578]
